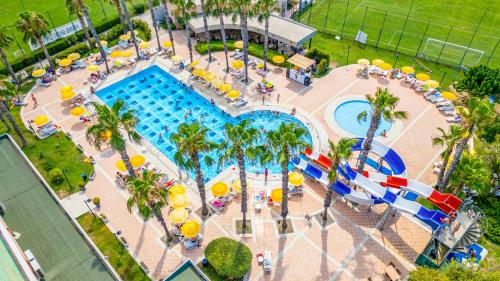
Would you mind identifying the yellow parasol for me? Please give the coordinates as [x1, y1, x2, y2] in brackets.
[357, 58, 370, 65]
[121, 50, 133, 57]
[257, 63, 264, 69]
[101, 130, 112, 140]
[426, 80, 440, 88]
[272, 55, 285, 64]
[204, 72, 216, 82]
[372, 59, 384, 67]
[416, 73, 430, 81]
[67, 53, 80, 61]
[99, 40, 108, 46]
[86, 65, 99, 72]
[379, 62, 392, 71]
[181, 220, 201, 238]
[288, 171, 304, 186]
[192, 68, 206, 78]
[60, 91, 76, 101]
[60, 85, 73, 93]
[231, 60, 244, 69]
[441, 91, 457, 101]
[163, 41, 172, 47]
[139, 42, 149, 49]
[126, 30, 139, 36]
[33, 115, 50, 127]
[110, 51, 122, 58]
[232, 179, 242, 192]
[32, 69, 46, 77]
[234, 40, 244, 49]
[116, 155, 146, 171]
[211, 182, 229, 197]
[169, 184, 187, 197]
[270, 188, 282, 203]
[218, 83, 232, 93]
[58, 58, 72, 67]
[226, 89, 241, 99]
[70, 106, 86, 116]
[188, 60, 199, 68]
[401, 66, 415, 74]
[169, 208, 189, 224]
[171, 194, 189, 209]
[119, 34, 131, 41]
[171, 55, 183, 62]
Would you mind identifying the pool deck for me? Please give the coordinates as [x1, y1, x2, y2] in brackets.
[18, 18, 452, 280]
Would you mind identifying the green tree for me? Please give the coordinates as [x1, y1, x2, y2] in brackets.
[218, 120, 260, 231]
[16, 11, 55, 70]
[161, 0, 176, 55]
[0, 28, 17, 82]
[441, 98, 496, 189]
[147, 0, 161, 50]
[322, 138, 357, 225]
[256, 0, 279, 72]
[171, 0, 196, 62]
[449, 152, 491, 195]
[260, 123, 309, 232]
[357, 87, 407, 172]
[207, 0, 230, 71]
[0, 80, 26, 146]
[86, 99, 142, 176]
[229, 0, 254, 83]
[107, 0, 128, 34]
[127, 169, 173, 241]
[120, 0, 140, 60]
[170, 122, 217, 217]
[65, 0, 92, 48]
[456, 65, 500, 101]
[432, 125, 464, 191]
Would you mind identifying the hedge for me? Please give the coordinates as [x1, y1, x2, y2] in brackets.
[204, 237, 252, 279]
[195, 40, 283, 66]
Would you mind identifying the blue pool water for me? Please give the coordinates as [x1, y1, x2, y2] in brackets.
[334, 100, 392, 137]
[96, 65, 311, 181]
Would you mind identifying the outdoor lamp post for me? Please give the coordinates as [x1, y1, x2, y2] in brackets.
[440, 72, 447, 85]
[393, 52, 400, 67]
[346, 46, 351, 65]
[62, 168, 73, 191]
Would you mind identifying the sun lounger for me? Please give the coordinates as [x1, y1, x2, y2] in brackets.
[74, 60, 87, 69]
[443, 110, 457, 116]
[235, 99, 248, 107]
[447, 115, 462, 123]
[438, 105, 454, 111]
[437, 100, 452, 107]
[118, 40, 129, 49]
[431, 97, 445, 103]
[254, 194, 262, 211]
[263, 251, 272, 272]
[37, 79, 51, 87]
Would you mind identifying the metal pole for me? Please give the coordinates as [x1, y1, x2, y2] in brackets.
[307, 0, 314, 24]
[62, 168, 73, 191]
[393, 52, 400, 67]
[359, 6, 368, 32]
[394, 0, 415, 52]
[414, 20, 430, 58]
[346, 45, 351, 65]
[84, 199, 97, 218]
[323, 0, 332, 33]
[435, 26, 453, 64]
[456, 10, 487, 69]
[486, 38, 500, 65]
[376, 11, 388, 48]
[340, 0, 350, 38]
[439, 72, 447, 85]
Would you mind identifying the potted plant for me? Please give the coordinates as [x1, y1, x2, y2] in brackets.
[92, 197, 101, 207]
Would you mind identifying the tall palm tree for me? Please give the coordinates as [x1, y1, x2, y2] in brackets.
[77, 0, 110, 73]
[432, 125, 464, 191]
[256, 0, 279, 72]
[200, 0, 213, 62]
[86, 99, 142, 176]
[16, 12, 55, 70]
[448, 152, 490, 195]
[229, 0, 254, 83]
[260, 123, 309, 232]
[207, 0, 229, 71]
[147, 0, 161, 50]
[0, 111, 10, 130]
[440, 98, 495, 189]
[65, 0, 92, 48]
[0, 81, 26, 146]
[218, 120, 260, 231]
[161, 0, 176, 55]
[170, 122, 217, 217]
[120, 0, 140, 60]
[171, 0, 196, 62]
[127, 169, 173, 241]
[322, 137, 357, 225]
[357, 88, 407, 173]
[108, 0, 127, 33]
[0, 28, 17, 83]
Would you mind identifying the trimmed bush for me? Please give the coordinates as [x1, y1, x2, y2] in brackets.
[49, 168, 65, 185]
[205, 237, 252, 279]
[132, 19, 152, 41]
[317, 58, 328, 75]
[195, 40, 283, 66]
[92, 197, 101, 206]
[305, 48, 330, 66]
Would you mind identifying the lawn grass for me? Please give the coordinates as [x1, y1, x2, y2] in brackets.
[294, 0, 500, 68]
[77, 213, 150, 281]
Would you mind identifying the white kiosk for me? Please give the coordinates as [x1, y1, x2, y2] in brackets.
[286, 54, 315, 86]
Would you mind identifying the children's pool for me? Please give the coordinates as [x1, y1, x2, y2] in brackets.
[97, 65, 311, 181]
[334, 100, 392, 137]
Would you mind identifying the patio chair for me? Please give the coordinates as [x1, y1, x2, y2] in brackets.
[384, 262, 401, 281]
[263, 251, 272, 272]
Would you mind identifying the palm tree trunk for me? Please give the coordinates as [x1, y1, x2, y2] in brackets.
[200, 0, 212, 62]
[437, 149, 451, 192]
[115, 0, 128, 34]
[77, 12, 93, 48]
[357, 112, 381, 173]
[152, 203, 173, 241]
[280, 151, 290, 232]
[185, 24, 193, 63]
[35, 35, 55, 70]
[0, 102, 26, 146]
[79, 0, 110, 74]
[218, 14, 229, 72]
[440, 125, 474, 191]
[148, 0, 161, 50]
[161, 0, 176, 55]
[263, 17, 269, 72]
[120, 0, 140, 60]
[191, 152, 209, 216]
[0, 111, 11, 130]
[236, 149, 248, 230]
[0, 47, 17, 83]
[119, 149, 135, 176]
[323, 159, 339, 225]
[240, 14, 249, 84]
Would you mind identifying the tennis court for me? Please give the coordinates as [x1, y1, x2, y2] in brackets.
[0, 135, 115, 281]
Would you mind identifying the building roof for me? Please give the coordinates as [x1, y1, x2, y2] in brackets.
[287, 54, 316, 69]
[188, 14, 316, 47]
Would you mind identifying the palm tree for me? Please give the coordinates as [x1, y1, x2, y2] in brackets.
[171, 0, 196, 62]
[170, 122, 217, 217]
[207, 0, 229, 71]
[218, 120, 260, 231]
[322, 138, 357, 225]
[77, 0, 110, 73]
[65, 0, 92, 48]
[120, 0, 140, 60]
[440, 98, 495, 189]
[260, 123, 309, 232]
[108, 0, 128, 33]
[147, 0, 161, 50]
[448, 152, 490, 195]
[0, 111, 10, 130]
[256, 0, 279, 72]
[229, 0, 254, 83]
[127, 169, 173, 241]
[16, 12, 55, 70]
[86, 99, 142, 176]
[432, 125, 464, 191]
[357, 88, 407, 173]
[0, 28, 17, 83]
[161, 0, 176, 55]
[0, 80, 26, 146]
[200, 0, 213, 62]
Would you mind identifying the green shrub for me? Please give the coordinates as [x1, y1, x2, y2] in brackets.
[317, 58, 328, 75]
[305, 48, 330, 66]
[133, 3, 146, 14]
[195, 40, 282, 65]
[205, 237, 252, 279]
[41, 159, 56, 171]
[133, 19, 152, 41]
[92, 197, 101, 206]
[49, 168, 65, 185]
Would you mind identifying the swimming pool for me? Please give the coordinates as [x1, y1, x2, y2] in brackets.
[96, 65, 311, 181]
[334, 100, 392, 137]
[0, 236, 25, 281]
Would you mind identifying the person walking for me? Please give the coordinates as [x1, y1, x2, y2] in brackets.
[264, 167, 268, 185]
